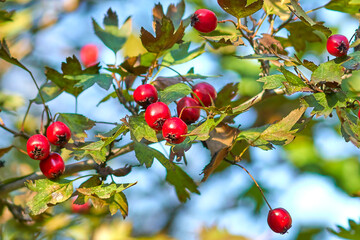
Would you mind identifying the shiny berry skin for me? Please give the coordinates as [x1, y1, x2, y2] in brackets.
[80, 44, 99, 67]
[191, 9, 217, 33]
[177, 97, 200, 124]
[191, 82, 217, 107]
[46, 121, 71, 146]
[40, 152, 65, 179]
[145, 102, 171, 131]
[26, 134, 51, 160]
[162, 117, 188, 144]
[326, 34, 349, 57]
[267, 208, 292, 234]
[133, 84, 158, 108]
[71, 198, 91, 214]
[358, 108, 360, 119]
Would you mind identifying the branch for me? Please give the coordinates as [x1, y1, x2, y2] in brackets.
[232, 88, 286, 114]
[0, 142, 135, 197]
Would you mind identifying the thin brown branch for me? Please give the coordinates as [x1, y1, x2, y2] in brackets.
[0, 124, 30, 139]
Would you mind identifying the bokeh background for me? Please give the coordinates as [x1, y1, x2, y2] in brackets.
[1, 0, 360, 239]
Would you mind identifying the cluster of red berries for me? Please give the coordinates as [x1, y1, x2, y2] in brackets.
[133, 82, 217, 144]
[26, 122, 71, 179]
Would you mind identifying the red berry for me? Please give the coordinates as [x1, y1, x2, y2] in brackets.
[133, 84, 158, 108]
[80, 44, 99, 67]
[26, 134, 51, 160]
[40, 152, 65, 179]
[162, 117, 188, 144]
[267, 208, 292, 234]
[177, 97, 200, 124]
[145, 102, 171, 131]
[326, 34, 349, 57]
[191, 82, 217, 107]
[46, 121, 71, 146]
[71, 198, 91, 214]
[358, 108, 360, 119]
[191, 9, 217, 33]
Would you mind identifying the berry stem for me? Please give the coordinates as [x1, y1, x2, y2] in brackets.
[224, 159, 273, 210]
[178, 105, 207, 119]
[217, 19, 237, 28]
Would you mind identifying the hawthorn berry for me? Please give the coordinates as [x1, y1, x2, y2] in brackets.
[80, 44, 99, 67]
[177, 97, 200, 124]
[191, 82, 217, 107]
[46, 121, 71, 146]
[145, 102, 171, 131]
[191, 9, 217, 33]
[133, 84, 158, 108]
[26, 134, 51, 160]
[162, 117, 188, 144]
[40, 152, 65, 179]
[326, 34, 349, 57]
[267, 208, 292, 234]
[71, 198, 91, 214]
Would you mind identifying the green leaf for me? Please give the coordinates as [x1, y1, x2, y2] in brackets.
[202, 31, 245, 49]
[64, 74, 113, 91]
[237, 107, 307, 150]
[140, 17, 185, 53]
[279, 67, 308, 94]
[301, 92, 347, 117]
[134, 142, 200, 202]
[217, 0, 264, 19]
[236, 53, 291, 61]
[107, 192, 128, 218]
[158, 83, 192, 104]
[342, 51, 360, 71]
[25, 179, 73, 215]
[289, 0, 331, 37]
[0, 92, 25, 112]
[337, 108, 360, 148]
[311, 61, 344, 86]
[165, 0, 185, 27]
[0, 9, 14, 23]
[188, 114, 227, 141]
[77, 182, 136, 199]
[134, 141, 155, 168]
[162, 42, 205, 66]
[45, 55, 100, 97]
[329, 219, 360, 240]
[257, 74, 286, 90]
[34, 82, 63, 104]
[57, 113, 96, 142]
[97, 91, 117, 106]
[0, 39, 31, 74]
[284, 21, 323, 52]
[325, 0, 360, 14]
[263, 0, 291, 21]
[0, 146, 12, 158]
[129, 114, 157, 142]
[92, 9, 131, 54]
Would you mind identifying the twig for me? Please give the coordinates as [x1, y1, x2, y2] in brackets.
[224, 159, 272, 210]
[0, 124, 30, 139]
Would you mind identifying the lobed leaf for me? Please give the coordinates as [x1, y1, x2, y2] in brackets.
[25, 179, 73, 215]
[217, 0, 264, 19]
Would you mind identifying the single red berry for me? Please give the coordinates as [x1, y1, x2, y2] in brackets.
[191, 82, 217, 107]
[162, 117, 188, 144]
[71, 198, 91, 214]
[326, 34, 349, 57]
[191, 9, 217, 33]
[177, 97, 200, 124]
[133, 84, 158, 108]
[46, 121, 71, 146]
[145, 102, 171, 131]
[267, 208, 292, 234]
[26, 134, 51, 160]
[80, 44, 99, 67]
[40, 152, 65, 179]
[358, 108, 360, 119]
